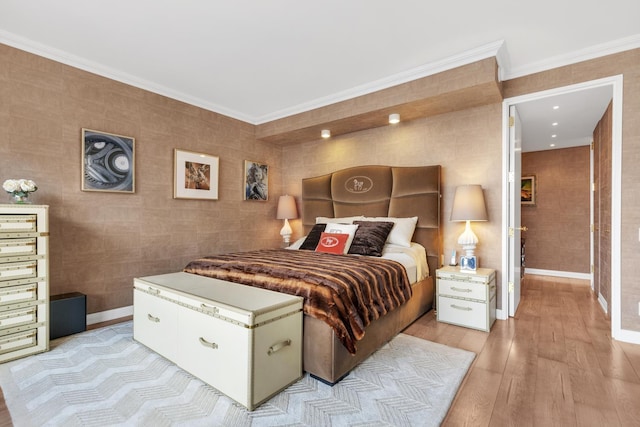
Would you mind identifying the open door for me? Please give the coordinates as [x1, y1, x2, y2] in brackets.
[508, 105, 522, 316]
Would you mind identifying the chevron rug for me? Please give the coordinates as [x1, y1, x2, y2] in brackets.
[0, 322, 474, 427]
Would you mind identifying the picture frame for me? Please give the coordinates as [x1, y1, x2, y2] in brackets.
[521, 175, 536, 206]
[173, 149, 219, 200]
[244, 160, 268, 201]
[82, 128, 135, 193]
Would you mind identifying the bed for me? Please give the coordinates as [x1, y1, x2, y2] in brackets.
[185, 165, 442, 384]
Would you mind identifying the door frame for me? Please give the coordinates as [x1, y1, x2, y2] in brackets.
[499, 76, 623, 341]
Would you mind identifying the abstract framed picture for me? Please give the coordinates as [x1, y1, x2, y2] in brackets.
[81, 128, 135, 193]
[173, 149, 219, 200]
[521, 175, 536, 206]
[244, 160, 268, 201]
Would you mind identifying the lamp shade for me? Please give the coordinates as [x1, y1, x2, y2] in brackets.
[450, 185, 488, 222]
[276, 195, 297, 219]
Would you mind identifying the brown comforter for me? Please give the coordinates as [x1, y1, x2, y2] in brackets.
[183, 249, 411, 354]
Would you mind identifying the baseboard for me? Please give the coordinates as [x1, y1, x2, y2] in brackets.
[86, 305, 133, 326]
[598, 293, 608, 314]
[615, 328, 640, 345]
[525, 268, 591, 280]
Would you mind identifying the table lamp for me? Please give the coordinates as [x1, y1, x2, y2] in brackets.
[276, 195, 298, 245]
[450, 185, 488, 271]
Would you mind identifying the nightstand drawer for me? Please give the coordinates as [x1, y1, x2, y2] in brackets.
[438, 279, 486, 301]
[437, 295, 489, 331]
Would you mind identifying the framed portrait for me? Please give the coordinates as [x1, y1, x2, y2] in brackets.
[244, 160, 268, 201]
[82, 128, 135, 192]
[521, 175, 536, 206]
[173, 149, 219, 200]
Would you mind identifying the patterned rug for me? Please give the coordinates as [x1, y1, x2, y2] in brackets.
[0, 322, 474, 426]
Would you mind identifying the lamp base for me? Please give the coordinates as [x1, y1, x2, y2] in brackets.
[460, 255, 477, 272]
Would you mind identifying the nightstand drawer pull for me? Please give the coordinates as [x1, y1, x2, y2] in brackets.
[199, 337, 218, 349]
[147, 314, 160, 323]
[267, 339, 291, 355]
[147, 287, 160, 296]
[450, 304, 473, 312]
[200, 303, 219, 314]
[451, 287, 473, 293]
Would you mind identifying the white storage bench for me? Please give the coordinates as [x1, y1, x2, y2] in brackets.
[133, 272, 303, 410]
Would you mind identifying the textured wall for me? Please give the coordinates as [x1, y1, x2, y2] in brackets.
[0, 44, 283, 314]
[521, 146, 591, 273]
[281, 104, 505, 306]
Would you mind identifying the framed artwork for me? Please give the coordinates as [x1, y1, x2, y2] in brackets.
[244, 160, 268, 201]
[174, 149, 219, 200]
[521, 175, 536, 206]
[82, 129, 135, 193]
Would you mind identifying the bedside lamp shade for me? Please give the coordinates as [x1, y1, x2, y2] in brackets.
[277, 195, 298, 244]
[450, 185, 488, 261]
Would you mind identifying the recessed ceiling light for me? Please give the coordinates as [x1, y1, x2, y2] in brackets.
[321, 129, 331, 138]
[553, 106, 560, 110]
[389, 113, 400, 124]
[550, 143, 556, 147]
[552, 122, 558, 126]
[552, 134, 557, 138]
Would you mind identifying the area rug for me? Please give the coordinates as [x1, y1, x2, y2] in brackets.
[0, 322, 474, 426]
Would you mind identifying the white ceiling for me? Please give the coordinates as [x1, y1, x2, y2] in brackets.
[0, 0, 638, 148]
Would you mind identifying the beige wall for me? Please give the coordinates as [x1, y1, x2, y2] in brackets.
[281, 103, 504, 303]
[504, 48, 640, 332]
[0, 44, 283, 314]
[521, 146, 591, 273]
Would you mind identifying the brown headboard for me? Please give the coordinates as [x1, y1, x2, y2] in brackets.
[301, 165, 442, 276]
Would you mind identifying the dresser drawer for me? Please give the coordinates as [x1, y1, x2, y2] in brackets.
[437, 295, 490, 331]
[0, 329, 37, 355]
[0, 238, 37, 258]
[438, 278, 487, 301]
[133, 288, 179, 362]
[0, 261, 38, 282]
[0, 282, 39, 305]
[0, 306, 37, 331]
[0, 215, 37, 233]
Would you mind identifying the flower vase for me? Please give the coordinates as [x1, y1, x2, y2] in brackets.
[10, 193, 32, 204]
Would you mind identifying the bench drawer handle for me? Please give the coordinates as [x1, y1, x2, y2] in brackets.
[451, 287, 473, 293]
[147, 314, 160, 323]
[451, 304, 473, 312]
[267, 339, 291, 355]
[199, 337, 219, 349]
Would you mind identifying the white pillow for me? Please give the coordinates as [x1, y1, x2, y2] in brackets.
[361, 216, 418, 248]
[286, 237, 306, 250]
[316, 216, 364, 224]
[323, 223, 359, 253]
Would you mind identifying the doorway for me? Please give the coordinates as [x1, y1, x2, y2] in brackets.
[500, 75, 623, 341]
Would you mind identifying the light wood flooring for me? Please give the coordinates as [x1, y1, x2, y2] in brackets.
[1, 275, 639, 426]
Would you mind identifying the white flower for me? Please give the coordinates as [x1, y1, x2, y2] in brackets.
[3, 179, 38, 194]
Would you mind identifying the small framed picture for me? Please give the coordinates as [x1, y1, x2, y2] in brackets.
[82, 129, 135, 193]
[521, 175, 536, 206]
[174, 149, 219, 200]
[460, 255, 477, 271]
[244, 160, 268, 201]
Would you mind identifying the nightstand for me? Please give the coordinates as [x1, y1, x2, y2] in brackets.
[436, 266, 496, 332]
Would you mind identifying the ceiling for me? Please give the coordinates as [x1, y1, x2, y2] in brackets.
[0, 1, 638, 148]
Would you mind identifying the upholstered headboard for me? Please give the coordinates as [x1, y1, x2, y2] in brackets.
[301, 165, 442, 276]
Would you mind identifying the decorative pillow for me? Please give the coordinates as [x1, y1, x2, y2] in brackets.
[348, 221, 395, 257]
[315, 232, 350, 254]
[323, 223, 359, 253]
[360, 216, 418, 248]
[316, 216, 364, 224]
[299, 223, 326, 250]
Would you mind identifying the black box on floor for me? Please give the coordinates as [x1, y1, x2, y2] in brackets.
[50, 292, 87, 340]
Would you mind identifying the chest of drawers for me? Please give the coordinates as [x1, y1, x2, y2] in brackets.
[436, 266, 496, 332]
[133, 272, 303, 410]
[0, 205, 49, 363]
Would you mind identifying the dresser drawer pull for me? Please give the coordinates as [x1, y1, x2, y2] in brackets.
[199, 337, 218, 349]
[450, 304, 473, 312]
[200, 303, 219, 314]
[147, 314, 160, 323]
[147, 287, 160, 296]
[450, 287, 473, 293]
[267, 339, 291, 356]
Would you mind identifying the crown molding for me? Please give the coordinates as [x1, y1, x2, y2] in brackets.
[504, 34, 640, 80]
[254, 40, 506, 124]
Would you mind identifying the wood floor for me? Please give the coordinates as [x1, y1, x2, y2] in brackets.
[1, 275, 639, 426]
[404, 274, 640, 426]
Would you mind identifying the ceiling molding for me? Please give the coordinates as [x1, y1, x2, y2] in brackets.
[254, 40, 506, 124]
[0, 29, 255, 124]
[504, 34, 640, 80]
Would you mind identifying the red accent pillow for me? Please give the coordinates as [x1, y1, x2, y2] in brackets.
[315, 232, 349, 254]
